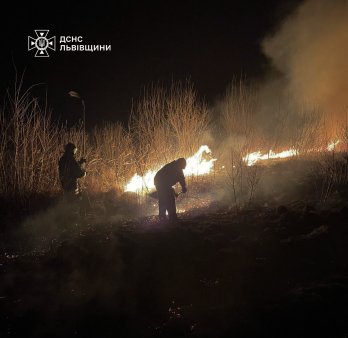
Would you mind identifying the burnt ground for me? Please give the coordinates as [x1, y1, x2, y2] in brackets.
[0, 200, 348, 338]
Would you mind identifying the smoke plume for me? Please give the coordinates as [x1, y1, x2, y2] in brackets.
[262, 0, 348, 127]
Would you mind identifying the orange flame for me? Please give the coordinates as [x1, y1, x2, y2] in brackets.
[125, 145, 216, 193]
[243, 140, 340, 166]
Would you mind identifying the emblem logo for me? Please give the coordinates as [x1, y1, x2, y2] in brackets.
[28, 30, 56, 57]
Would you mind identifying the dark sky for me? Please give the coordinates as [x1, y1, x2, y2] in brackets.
[0, 0, 302, 128]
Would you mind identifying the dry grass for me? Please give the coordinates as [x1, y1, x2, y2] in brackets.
[0, 78, 133, 203]
[0, 78, 63, 197]
[310, 111, 348, 204]
[1, 75, 346, 214]
[213, 77, 345, 207]
[216, 79, 264, 207]
[129, 81, 210, 182]
[0, 80, 211, 208]
[87, 122, 133, 192]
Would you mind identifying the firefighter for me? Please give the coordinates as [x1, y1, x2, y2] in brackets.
[58, 143, 86, 199]
[154, 158, 187, 221]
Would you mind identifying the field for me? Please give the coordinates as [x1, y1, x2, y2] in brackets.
[0, 79, 348, 337]
[1, 188, 348, 337]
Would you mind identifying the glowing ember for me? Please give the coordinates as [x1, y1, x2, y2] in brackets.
[124, 145, 216, 193]
[327, 140, 340, 151]
[243, 149, 298, 166]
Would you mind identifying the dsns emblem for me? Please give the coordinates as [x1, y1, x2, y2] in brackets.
[28, 30, 56, 57]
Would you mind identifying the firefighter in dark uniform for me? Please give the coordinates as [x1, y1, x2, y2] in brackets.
[58, 143, 86, 198]
[154, 158, 187, 221]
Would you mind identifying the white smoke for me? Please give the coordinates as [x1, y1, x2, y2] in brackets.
[262, 0, 348, 127]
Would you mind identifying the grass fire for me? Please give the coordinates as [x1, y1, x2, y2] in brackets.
[1, 73, 348, 338]
[125, 145, 216, 193]
[1, 1, 348, 337]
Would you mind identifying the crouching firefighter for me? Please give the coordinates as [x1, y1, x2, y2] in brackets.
[154, 158, 187, 221]
[58, 142, 86, 199]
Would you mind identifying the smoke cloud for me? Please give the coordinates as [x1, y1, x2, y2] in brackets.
[262, 0, 348, 125]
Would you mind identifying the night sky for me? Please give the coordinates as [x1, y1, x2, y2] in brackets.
[1, 1, 302, 128]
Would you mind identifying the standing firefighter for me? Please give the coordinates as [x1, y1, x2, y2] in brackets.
[58, 143, 86, 197]
[154, 158, 187, 221]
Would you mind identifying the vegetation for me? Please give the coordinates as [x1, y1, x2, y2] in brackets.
[0, 76, 347, 216]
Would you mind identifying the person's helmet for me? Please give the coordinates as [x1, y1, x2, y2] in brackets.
[177, 157, 187, 169]
[64, 142, 77, 154]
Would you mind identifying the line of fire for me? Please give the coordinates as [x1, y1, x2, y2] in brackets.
[1, 1, 348, 337]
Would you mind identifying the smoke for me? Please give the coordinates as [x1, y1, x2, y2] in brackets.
[262, 0, 348, 125]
